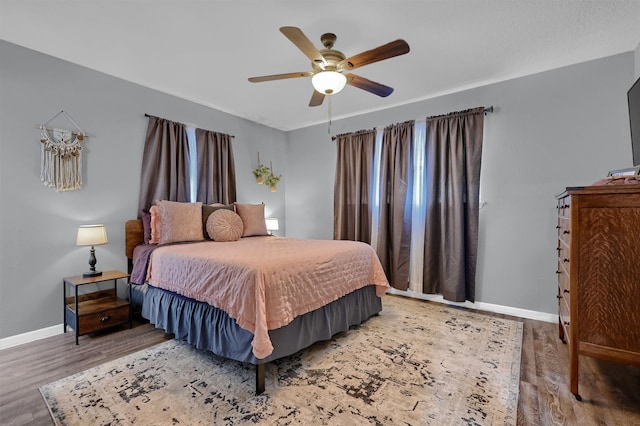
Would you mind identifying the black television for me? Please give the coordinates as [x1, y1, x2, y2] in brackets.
[628, 75, 640, 167]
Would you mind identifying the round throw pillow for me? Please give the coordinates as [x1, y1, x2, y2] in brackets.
[206, 209, 244, 242]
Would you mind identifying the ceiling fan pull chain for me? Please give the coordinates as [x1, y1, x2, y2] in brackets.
[328, 96, 332, 134]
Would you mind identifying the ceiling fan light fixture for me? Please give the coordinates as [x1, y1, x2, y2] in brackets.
[312, 71, 347, 95]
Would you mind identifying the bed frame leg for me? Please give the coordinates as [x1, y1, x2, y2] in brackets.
[256, 363, 265, 395]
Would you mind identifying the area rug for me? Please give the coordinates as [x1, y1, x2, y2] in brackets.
[40, 295, 522, 425]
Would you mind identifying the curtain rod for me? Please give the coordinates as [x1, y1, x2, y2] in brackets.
[144, 113, 234, 138]
[145, 113, 198, 128]
[331, 105, 495, 140]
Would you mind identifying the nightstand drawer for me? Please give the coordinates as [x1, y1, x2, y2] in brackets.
[77, 304, 130, 334]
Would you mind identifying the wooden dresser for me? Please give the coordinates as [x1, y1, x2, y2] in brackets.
[556, 185, 640, 400]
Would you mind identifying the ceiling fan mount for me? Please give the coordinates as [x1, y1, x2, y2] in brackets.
[248, 26, 410, 107]
[313, 47, 345, 73]
[320, 33, 337, 49]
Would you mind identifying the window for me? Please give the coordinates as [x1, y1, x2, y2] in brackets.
[186, 127, 197, 202]
[370, 130, 384, 249]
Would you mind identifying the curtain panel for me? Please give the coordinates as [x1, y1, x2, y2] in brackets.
[195, 129, 237, 205]
[137, 116, 190, 215]
[376, 121, 414, 290]
[333, 130, 376, 242]
[422, 107, 484, 302]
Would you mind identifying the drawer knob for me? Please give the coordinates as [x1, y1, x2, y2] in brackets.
[563, 258, 570, 263]
[100, 315, 112, 323]
[563, 289, 570, 294]
[556, 270, 561, 274]
[563, 230, 570, 235]
[564, 321, 570, 326]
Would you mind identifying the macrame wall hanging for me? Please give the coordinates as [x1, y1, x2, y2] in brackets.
[36, 110, 89, 192]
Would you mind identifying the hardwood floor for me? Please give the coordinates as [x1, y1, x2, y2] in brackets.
[1, 314, 639, 425]
[516, 319, 640, 426]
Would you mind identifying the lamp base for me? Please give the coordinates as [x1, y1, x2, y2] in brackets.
[83, 270, 103, 278]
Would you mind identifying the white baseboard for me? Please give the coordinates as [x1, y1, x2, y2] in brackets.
[386, 288, 558, 323]
[0, 323, 63, 350]
[1, 292, 557, 350]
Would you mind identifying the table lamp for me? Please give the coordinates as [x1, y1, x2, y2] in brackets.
[265, 218, 279, 235]
[76, 224, 108, 277]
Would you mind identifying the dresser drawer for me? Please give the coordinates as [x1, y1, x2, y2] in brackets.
[559, 291, 571, 343]
[558, 268, 570, 297]
[557, 244, 570, 275]
[558, 197, 571, 220]
[558, 216, 571, 247]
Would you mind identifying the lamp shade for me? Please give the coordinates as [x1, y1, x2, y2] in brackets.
[265, 218, 279, 231]
[311, 71, 347, 95]
[76, 224, 108, 246]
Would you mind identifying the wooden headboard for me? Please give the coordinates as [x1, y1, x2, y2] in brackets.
[125, 219, 144, 259]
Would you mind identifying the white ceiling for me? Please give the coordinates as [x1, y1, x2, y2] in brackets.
[2, 1, 640, 131]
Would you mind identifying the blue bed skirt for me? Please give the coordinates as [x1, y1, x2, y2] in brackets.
[133, 284, 382, 364]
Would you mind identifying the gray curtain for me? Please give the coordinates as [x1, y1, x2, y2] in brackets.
[195, 129, 237, 205]
[333, 130, 376, 242]
[377, 121, 414, 290]
[422, 107, 484, 302]
[137, 115, 190, 215]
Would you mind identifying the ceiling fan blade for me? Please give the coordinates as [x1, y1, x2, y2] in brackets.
[339, 39, 410, 71]
[346, 74, 394, 97]
[309, 90, 325, 107]
[280, 26, 327, 68]
[248, 71, 313, 83]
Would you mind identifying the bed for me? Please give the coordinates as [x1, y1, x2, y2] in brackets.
[125, 206, 389, 394]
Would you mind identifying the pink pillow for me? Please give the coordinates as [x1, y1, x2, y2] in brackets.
[206, 209, 244, 242]
[156, 200, 204, 244]
[234, 203, 268, 237]
[202, 203, 235, 239]
[149, 205, 161, 244]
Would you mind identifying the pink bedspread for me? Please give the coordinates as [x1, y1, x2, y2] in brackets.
[146, 236, 389, 359]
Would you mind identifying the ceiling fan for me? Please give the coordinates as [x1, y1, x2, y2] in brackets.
[248, 26, 410, 107]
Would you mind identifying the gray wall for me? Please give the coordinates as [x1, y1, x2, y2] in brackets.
[285, 52, 635, 315]
[0, 41, 287, 339]
[635, 42, 640, 78]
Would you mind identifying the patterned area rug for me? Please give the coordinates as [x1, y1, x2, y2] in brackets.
[40, 295, 523, 425]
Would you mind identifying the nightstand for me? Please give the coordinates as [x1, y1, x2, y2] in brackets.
[63, 269, 131, 345]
